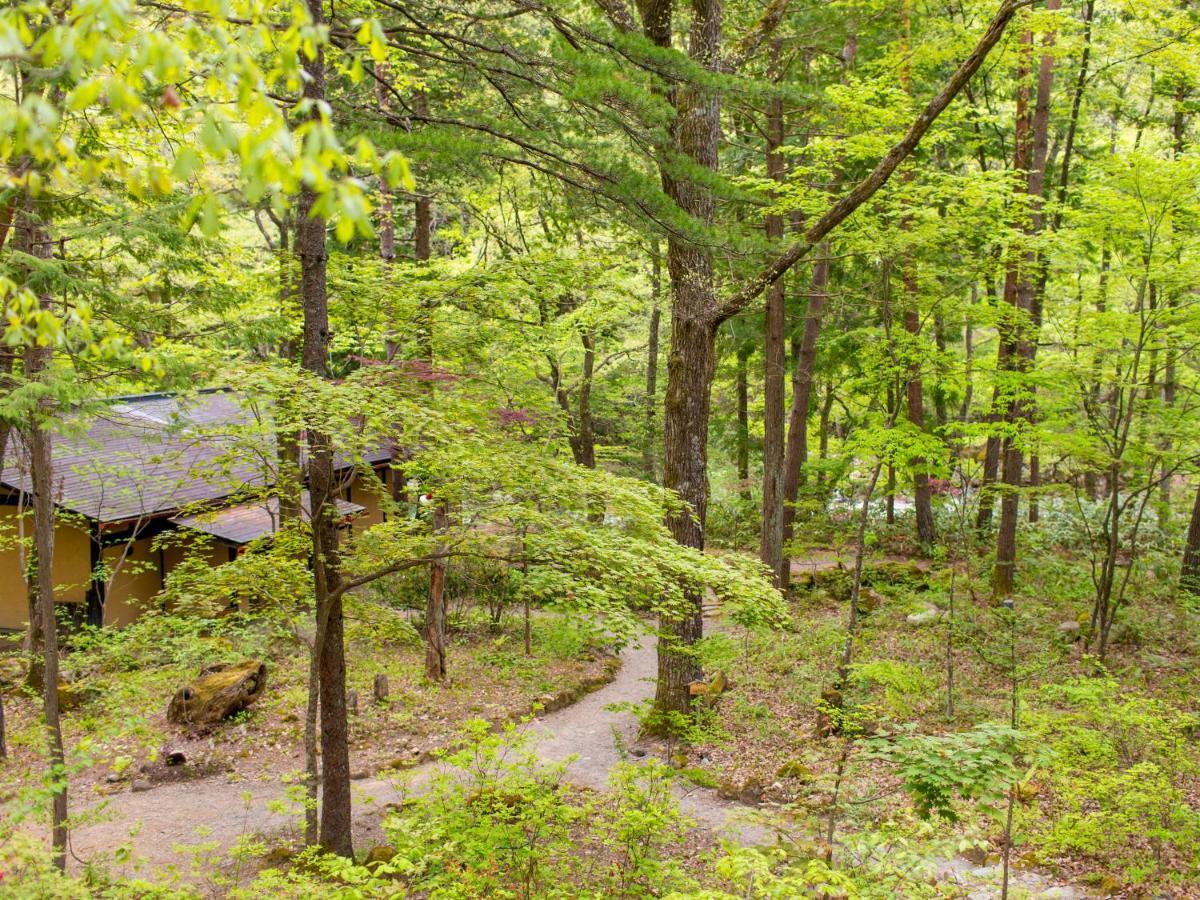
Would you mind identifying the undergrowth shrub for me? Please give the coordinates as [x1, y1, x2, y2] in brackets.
[1029, 677, 1200, 887]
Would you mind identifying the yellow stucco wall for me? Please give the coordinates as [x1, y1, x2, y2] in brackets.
[0, 507, 91, 631]
[101, 537, 163, 627]
[349, 469, 388, 534]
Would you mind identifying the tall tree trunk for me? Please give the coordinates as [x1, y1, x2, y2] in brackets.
[643, 248, 661, 481]
[735, 343, 750, 498]
[994, 6, 1057, 597]
[274, 213, 303, 528]
[904, 297, 936, 545]
[760, 39, 787, 586]
[9, 205, 43, 689]
[817, 383, 834, 487]
[297, 0, 352, 856]
[960, 286, 976, 422]
[425, 503, 449, 679]
[21, 203, 66, 870]
[899, 0, 936, 550]
[1024, 0, 1063, 526]
[414, 89, 434, 363]
[656, 311, 715, 715]
[571, 331, 597, 468]
[780, 251, 828, 588]
[932, 314, 949, 427]
[1161, 76, 1186, 515]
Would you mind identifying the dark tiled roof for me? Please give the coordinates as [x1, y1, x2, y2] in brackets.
[0, 390, 391, 525]
[170, 492, 364, 546]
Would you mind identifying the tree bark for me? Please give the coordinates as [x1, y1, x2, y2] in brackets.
[898, 0, 936, 550]
[648, 0, 721, 715]
[297, 0, 352, 857]
[21, 203, 66, 870]
[642, 248, 661, 481]
[1023, 0, 1061, 526]
[991, 26, 1030, 598]
[780, 251, 828, 588]
[904, 299, 936, 545]
[735, 343, 750, 497]
[571, 331, 597, 468]
[9, 205, 44, 689]
[760, 39, 787, 586]
[425, 503, 449, 680]
[817, 383, 834, 487]
[995, 6, 1058, 598]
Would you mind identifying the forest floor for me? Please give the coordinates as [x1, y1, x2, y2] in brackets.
[0, 604, 613, 800]
[6, 549, 1194, 896]
[51, 622, 766, 890]
[685, 544, 1199, 898]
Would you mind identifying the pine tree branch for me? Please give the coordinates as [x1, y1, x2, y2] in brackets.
[715, 0, 1033, 325]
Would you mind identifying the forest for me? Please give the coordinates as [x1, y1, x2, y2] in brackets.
[0, 0, 1198, 896]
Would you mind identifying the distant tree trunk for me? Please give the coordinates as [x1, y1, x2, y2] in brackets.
[994, 8, 1057, 598]
[760, 48, 788, 586]
[899, 0, 936, 550]
[297, 0, 352, 857]
[425, 503, 449, 680]
[1161, 77, 1186, 516]
[932, 315, 949, 427]
[572, 331, 597, 468]
[959, 286, 976, 422]
[976, 275, 1002, 530]
[20, 200, 66, 870]
[992, 109, 1028, 596]
[1025, 1, 1063, 526]
[903, 297, 936, 546]
[817, 383, 834, 488]
[781, 251, 828, 589]
[550, 330, 597, 469]
[642, 249, 661, 481]
[735, 343, 750, 498]
[977, 431, 1001, 530]
[413, 90, 434, 363]
[1182, 483, 1200, 594]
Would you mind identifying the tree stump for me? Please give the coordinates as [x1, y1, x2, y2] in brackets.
[167, 660, 267, 730]
[373, 673, 389, 704]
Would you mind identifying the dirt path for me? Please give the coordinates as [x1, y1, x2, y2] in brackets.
[62, 625, 761, 881]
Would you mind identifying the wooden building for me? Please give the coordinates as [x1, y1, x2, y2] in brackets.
[0, 389, 391, 631]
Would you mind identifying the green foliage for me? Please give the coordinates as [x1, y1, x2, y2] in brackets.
[1029, 678, 1200, 885]
[849, 659, 935, 720]
[238, 719, 697, 898]
[866, 723, 1024, 822]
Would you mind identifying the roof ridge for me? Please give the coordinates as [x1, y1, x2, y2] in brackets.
[105, 387, 233, 405]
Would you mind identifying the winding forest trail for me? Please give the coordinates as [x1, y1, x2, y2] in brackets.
[64, 625, 760, 881]
[62, 561, 1083, 896]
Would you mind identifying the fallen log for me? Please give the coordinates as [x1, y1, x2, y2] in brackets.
[167, 660, 267, 730]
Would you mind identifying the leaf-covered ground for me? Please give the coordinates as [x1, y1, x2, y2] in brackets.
[687, 547, 1200, 897]
[0, 603, 616, 804]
